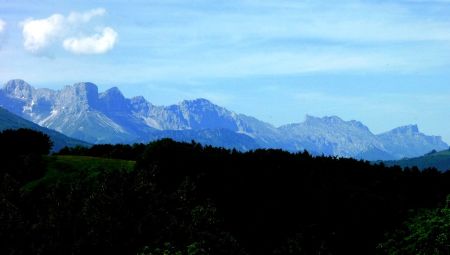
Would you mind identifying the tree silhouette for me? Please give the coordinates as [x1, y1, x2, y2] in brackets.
[0, 128, 52, 155]
[0, 129, 52, 183]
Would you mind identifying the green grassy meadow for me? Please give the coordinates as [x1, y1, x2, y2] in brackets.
[23, 155, 135, 191]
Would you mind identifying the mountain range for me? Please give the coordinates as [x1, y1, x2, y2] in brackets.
[0, 79, 447, 160]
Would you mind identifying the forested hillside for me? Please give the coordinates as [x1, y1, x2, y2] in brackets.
[1, 129, 449, 254]
[385, 149, 450, 172]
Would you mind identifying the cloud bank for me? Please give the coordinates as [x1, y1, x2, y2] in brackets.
[20, 8, 117, 55]
[0, 19, 5, 33]
[0, 19, 6, 48]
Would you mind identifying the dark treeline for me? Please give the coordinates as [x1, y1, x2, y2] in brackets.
[1, 130, 450, 254]
[0, 128, 52, 183]
[57, 143, 147, 160]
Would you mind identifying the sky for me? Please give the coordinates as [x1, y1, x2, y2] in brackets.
[1, 0, 450, 142]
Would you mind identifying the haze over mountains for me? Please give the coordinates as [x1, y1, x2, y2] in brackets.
[0, 79, 447, 160]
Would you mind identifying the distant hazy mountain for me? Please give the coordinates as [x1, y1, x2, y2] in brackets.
[377, 125, 448, 159]
[0, 106, 90, 151]
[147, 129, 260, 151]
[0, 79, 447, 160]
[279, 115, 394, 160]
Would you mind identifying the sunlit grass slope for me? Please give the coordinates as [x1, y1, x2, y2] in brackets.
[23, 155, 135, 191]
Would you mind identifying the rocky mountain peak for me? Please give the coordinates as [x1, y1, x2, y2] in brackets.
[302, 115, 370, 132]
[304, 115, 344, 125]
[130, 96, 153, 113]
[73, 82, 99, 99]
[174, 98, 238, 130]
[178, 98, 230, 117]
[99, 87, 129, 112]
[57, 82, 100, 110]
[349, 120, 370, 131]
[130, 96, 148, 105]
[191, 98, 213, 104]
[180, 98, 216, 108]
[391, 124, 420, 135]
[101, 87, 125, 100]
[3, 79, 33, 99]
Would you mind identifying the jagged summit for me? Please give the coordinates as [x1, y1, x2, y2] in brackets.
[304, 115, 352, 127]
[179, 98, 220, 112]
[173, 97, 239, 131]
[131, 95, 147, 103]
[99, 86, 128, 112]
[181, 98, 213, 105]
[57, 82, 100, 111]
[130, 96, 152, 114]
[301, 115, 370, 133]
[72, 82, 99, 98]
[73, 81, 98, 89]
[304, 115, 342, 122]
[4, 79, 31, 88]
[101, 87, 125, 98]
[389, 124, 420, 134]
[3, 79, 33, 99]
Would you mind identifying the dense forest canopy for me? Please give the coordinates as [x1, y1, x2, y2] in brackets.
[1, 129, 450, 254]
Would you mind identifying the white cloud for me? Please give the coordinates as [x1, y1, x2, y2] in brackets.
[63, 27, 117, 54]
[67, 8, 105, 24]
[20, 8, 116, 55]
[0, 19, 5, 33]
[0, 19, 6, 48]
[21, 14, 64, 53]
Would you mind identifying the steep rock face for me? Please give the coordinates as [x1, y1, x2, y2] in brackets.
[378, 125, 448, 159]
[136, 98, 238, 131]
[177, 98, 239, 130]
[54, 82, 100, 112]
[41, 83, 137, 144]
[96, 87, 157, 141]
[99, 87, 129, 113]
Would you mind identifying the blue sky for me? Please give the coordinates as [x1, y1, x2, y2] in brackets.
[1, 0, 450, 142]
